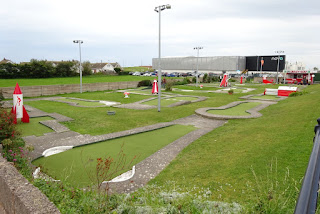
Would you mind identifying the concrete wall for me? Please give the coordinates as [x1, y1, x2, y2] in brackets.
[0, 156, 60, 214]
[0, 81, 139, 99]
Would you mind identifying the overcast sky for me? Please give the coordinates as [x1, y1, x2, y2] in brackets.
[1, 0, 319, 69]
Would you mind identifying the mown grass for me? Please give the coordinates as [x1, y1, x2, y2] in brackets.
[207, 102, 261, 116]
[0, 75, 154, 87]
[150, 85, 320, 211]
[21, 83, 316, 212]
[25, 91, 241, 136]
[32, 124, 196, 187]
[17, 116, 54, 137]
[56, 98, 106, 107]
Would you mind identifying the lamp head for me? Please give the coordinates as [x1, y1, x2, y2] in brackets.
[166, 4, 171, 9]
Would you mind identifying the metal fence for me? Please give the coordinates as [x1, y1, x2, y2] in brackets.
[152, 56, 246, 72]
[294, 118, 320, 214]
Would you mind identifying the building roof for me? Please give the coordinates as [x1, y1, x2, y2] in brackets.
[0, 58, 13, 64]
[91, 63, 108, 69]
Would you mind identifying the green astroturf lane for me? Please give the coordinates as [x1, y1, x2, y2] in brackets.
[207, 102, 262, 116]
[56, 98, 106, 107]
[143, 96, 198, 107]
[251, 95, 279, 100]
[32, 124, 196, 187]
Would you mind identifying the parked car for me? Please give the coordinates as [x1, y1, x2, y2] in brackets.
[143, 73, 152, 76]
[132, 72, 141, 76]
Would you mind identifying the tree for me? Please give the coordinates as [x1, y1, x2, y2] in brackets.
[313, 67, 319, 71]
[55, 61, 77, 77]
[81, 61, 92, 76]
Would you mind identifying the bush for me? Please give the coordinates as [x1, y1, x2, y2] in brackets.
[118, 71, 130, 76]
[0, 90, 4, 107]
[165, 80, 174, 91]
[289, 91, 307, 97]
[138, 80, 152, 87]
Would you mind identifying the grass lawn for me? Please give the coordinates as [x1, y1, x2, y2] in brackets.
[251, 95, 279, 100]
[150, 85, 320, 211]
[17, 116, 54, 137]
[0, 75, 154, 87]
[20, 83, 318, 212]
[32, 124, 196, 187]
[207, 102, 262, 116]
[142, 96, 199, 107]
[56, 98, 106, 107]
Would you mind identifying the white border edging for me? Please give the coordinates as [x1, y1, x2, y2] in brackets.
[42, 146, 73, 157]
[102, 165, 135, 184]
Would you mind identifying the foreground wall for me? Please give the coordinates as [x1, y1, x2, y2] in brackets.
[0, 156, 60, 214]
[0, 81, 139, 99]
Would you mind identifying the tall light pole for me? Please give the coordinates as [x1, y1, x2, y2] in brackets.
[154, 4, 171, 112]
[275, 50, 284, 84]
[194, 47, 203, 87]
[73, 40, 83, 93]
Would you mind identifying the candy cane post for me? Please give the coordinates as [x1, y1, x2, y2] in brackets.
[11, 83, 29, 124]
[124, 92, 130, 98]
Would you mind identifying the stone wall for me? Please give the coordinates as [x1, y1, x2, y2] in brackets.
[0, 81, 139, 99]
[0, 156, 60, 214]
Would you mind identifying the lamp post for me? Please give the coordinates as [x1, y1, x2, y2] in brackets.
[154, 4, 171, 112]
[73, 40, 83, 93]
[194, 47, 203, 87]
[275, 50, 284, 84]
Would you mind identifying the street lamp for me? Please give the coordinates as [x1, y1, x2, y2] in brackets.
[73, 40, 83, 93]
[275, 50, 284, 84]
[154, 4, 171, 112]
[194, 47, 203, 87]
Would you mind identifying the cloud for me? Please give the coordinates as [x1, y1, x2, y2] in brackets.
[0, 0, 319, 68]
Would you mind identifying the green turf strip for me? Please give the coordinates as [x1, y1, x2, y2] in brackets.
[207, 102, 261, 116]
[17, 116, 54, 137]
[32, 124, 196, 187]
[143, 97, 198, 107]
[56, 98, 105, 107]
[251, 95, 278, 100]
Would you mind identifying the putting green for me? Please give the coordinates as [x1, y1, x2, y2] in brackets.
[251, 95, 278, 100]
[56, 98, 106, 107]
[207, 102, 262, 116]
[17, 116, 54, 137]
[143, 97, 198, 107]
[32, 124, 196, 187]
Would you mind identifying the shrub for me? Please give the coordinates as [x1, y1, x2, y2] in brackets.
[165, 80, 174, 91]
[114, 67, 122, 75]
[202, 73, 208, 83]
[118, 71, 130, 76]
[0, 109, 17, 142]
[0, 90, 4, 107]
[289, 91, 307, 97]
[138, 80, 152, 87]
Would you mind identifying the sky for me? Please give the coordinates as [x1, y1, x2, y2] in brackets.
[1, 0, 319, 69]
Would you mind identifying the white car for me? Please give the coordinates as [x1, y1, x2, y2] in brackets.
[143, 73, 152, 76]
[132, 72, 141, 76]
